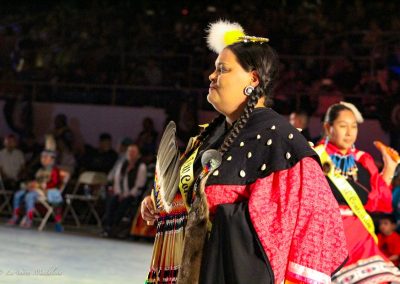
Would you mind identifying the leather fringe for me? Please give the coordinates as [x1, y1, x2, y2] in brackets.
[177, 175, 210, 284]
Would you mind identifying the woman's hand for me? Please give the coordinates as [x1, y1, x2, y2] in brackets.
[377, 143, 400, 185]
[141, 195, 159, 225]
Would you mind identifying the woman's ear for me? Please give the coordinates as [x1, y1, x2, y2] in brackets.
[250, 70, 260, 87]
[323, 122, 331, 137]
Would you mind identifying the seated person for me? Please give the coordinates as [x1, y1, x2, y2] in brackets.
[102, 144, 147, 237]
[289, 110, 312, 141]
[0, 134, 25, 190]
[107, 137, 134, 181]
[136, 117, 158, 159]
[7, 150, 63, 231]
[378, 214, 400, 267]
[90, 133, 118, 174]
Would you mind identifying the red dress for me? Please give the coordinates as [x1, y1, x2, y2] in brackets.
[318, 141, 400, 283]
[198, 108, 348, 283]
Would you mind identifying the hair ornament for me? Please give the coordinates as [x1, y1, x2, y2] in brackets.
[339, 101, 364, 123]
[42, 134, 57, 158]
[206, 20, 270, 53]
[239, 35, 269, 43]
[206, 20, 245, 53]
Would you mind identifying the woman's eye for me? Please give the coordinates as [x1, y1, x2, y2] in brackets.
[218, 66, 227, 73]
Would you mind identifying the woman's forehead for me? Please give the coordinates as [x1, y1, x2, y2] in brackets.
[215, 48, 237, 64]
[335, 110, 357, 122]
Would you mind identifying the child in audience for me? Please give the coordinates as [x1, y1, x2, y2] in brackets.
[7, 150, 63, 231]
[378, 214, 400, 267]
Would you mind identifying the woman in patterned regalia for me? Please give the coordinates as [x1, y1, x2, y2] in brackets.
[314, 102, 400, 283]
[141, 20, 348, 284]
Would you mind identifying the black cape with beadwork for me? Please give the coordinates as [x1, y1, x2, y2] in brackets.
[193, 108, 319, 284]
[206, 107, 319, 186]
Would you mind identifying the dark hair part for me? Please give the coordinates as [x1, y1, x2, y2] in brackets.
[324, 104, 352, 125]
[218, 42, 279, 155]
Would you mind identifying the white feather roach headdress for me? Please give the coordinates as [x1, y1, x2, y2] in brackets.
[206, 20, 270, 53]
[206, 20, 245, 53]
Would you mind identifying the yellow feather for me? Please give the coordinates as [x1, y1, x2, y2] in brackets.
[223, 30, 245, 46]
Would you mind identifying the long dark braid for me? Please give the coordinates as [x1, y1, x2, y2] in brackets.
[219, 89, 262, 154]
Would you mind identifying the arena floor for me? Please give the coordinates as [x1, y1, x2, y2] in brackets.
[0, 225, 153, 284]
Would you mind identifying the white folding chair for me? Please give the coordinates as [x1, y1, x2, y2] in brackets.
[62, 171, 108, 228]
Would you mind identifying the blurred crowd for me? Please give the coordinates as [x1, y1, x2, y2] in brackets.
[0, 113, 159, 236]
[0, 1, 399, 101]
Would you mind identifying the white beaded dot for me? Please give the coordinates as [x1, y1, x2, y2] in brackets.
[212, 170, 219, 176]
[261, 164, 267, 171]
[271, 125, 276, 130]
[266, 139, 272, 146]
[240, 170, 246, 178]
[256, 134, 261, 140]
[240, 141, 245, 147]
[288, 133, 294, 139]
[227, 156, 232, 161]
[286, 152, 291, 159]
[247, 152, 252, 158]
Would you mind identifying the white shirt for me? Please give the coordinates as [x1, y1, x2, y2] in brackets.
[0, 148, 25, 180]
[113, 162, 147, 197]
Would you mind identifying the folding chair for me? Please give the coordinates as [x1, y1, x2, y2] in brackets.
[35, 170, 71, 231]
[63, 171, 108, 228]
[0, 190, 13, 215]
[0, 173, 13, 215]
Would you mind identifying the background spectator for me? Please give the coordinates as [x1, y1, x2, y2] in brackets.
[102, 144, 147, 238]
[82, 133, 118, 174]
[289, 110, 312, 141]
[378, 214, 400, 267]
[0, 134, 25, 190]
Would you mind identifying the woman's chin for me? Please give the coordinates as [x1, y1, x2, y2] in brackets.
[207, 93, 216, 104]
[207, 96, 221, 113]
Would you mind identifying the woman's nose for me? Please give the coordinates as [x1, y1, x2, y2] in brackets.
[209, 70, 217, 82]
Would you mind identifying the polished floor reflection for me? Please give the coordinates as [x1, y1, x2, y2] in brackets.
[0, 225, 153, 284]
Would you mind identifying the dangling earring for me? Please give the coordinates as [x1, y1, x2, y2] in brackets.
[324, 136, 330, 148]
[244, 85, 254, 96]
